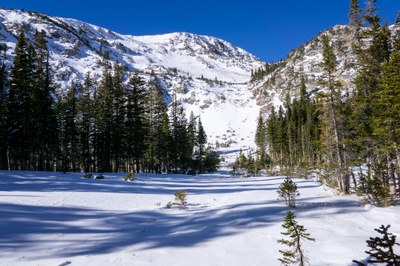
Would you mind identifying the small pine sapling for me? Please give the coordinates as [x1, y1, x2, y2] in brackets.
[277, 177, 300, 207]
[123, 172, 136, 181]
[174, 190, 188, 208]
[277, 211, 315, 266]
[353, 224, 400, 265]
[83, 173, 93, 179]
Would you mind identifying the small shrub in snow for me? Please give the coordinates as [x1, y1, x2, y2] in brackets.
[123, 172, 136, 182]
[277, 211, 315, 266]
[277, 177, 300, 208]
[83, 173, 93, 179]
[174, 190, 188, 208]
[353, 224, 400, 266]
[166, 201, 173, 209]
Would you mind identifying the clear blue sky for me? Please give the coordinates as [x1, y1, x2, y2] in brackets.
[1, 0, 399, 62]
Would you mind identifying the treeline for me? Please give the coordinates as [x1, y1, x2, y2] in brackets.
[0, 30, 220, 173]
[251, 0, 400, 206]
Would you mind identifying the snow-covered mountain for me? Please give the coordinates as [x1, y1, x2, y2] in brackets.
[251, 24, 399, 114]
[0, 8, 265, 159]
[3, 9, 395, 162]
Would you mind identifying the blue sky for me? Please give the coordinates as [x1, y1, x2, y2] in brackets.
[1, 0, 399, 62]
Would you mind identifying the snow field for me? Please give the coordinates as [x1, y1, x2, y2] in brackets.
[1, 170, 399, 265]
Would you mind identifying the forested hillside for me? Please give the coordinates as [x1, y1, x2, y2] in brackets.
[240, 0, 400, 207]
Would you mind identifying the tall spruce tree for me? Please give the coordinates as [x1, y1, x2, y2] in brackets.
[373, 51, 400, 192]
[170, 94, 191, 172]
[351, 7, 393, 201]
[94, 62, 114, 172]
[77, 74, 95, 172]
[6, 31, 36, 170]
[143, 79, 169, 173]
[110, 62, 126, 172]
[0, 44, 7, 169]
[57, 83, 79, 172]
[126, 73, 147, 172]
[196, 117, 207, 173]
[319, 34, 349, 193]
[255, 114, 267, 168]
[32, 30, 57, 171]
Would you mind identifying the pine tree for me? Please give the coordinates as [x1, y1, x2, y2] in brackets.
[277, 177, 300, 208]
[6, 31, 36, 169]
[57, 83, 79, 172]
[0, 44, 7, 169]
[94, 61, 114, 172]
[351, 12, 393, 201]
[277, 211, 315, 266]
[187, 111, 197, 162]
[77, 74, 95, 172]
[110, 62, 126, 172]
[196, 117, 207, 173]
[363, 0, 380, 27]
[349, 0, 362, 27]
[169, 95, 191, 172]
[143, 79, 169, 173]
[373, 51, 400, 193]
[365, 225, 400, 265]
[319, 34, 349, 194]
[125, 73, 147, 172]
[353, 225, 400, 265]
[32, 30, 58, 171]
[255, 113, 267, 168]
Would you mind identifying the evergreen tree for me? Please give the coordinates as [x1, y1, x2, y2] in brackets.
[373, 51, 400, 192]
[255, 113, 267, 168]
[196, 117, 207, 173]
[57, 83, 79, 172]
[110, 62, 126, 172]
[143, 79, 169, 173]
[187, 111, 197, 162]
[319, 34, 349, 194]
[353, 225, 400, 265]
[277, 177, 300, 208]
[349, 0, 362, 27]
[6, 31, 36, 169]
[277, 211, 315, 266]
[76, 74, 95, 172]
[203, 147, 220, 173]
[126, 73, 147, 172]
[94, 62, 114, 172]
[351, 11, 393, 200]
[0, 43, 7, 169]
[32, 30, 58, 171]
[169, 95, 191, 172]
[363, 0, 380, 27]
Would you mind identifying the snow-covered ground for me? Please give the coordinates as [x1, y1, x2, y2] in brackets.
[0, 170, 399, 266]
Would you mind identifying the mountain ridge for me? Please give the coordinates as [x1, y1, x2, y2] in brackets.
[0, 8, 265, 159]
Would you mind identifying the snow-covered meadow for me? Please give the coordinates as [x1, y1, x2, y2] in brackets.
[0, 170, 399, 266]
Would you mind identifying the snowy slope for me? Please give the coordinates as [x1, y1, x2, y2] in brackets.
[252, 24, 400, 114]
[0, 8, 264, 158]
[0, 170, 399, 266]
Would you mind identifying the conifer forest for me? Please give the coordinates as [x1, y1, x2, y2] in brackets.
[0, 31, 219, 174]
